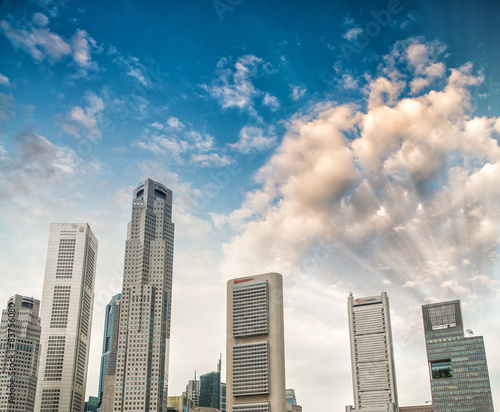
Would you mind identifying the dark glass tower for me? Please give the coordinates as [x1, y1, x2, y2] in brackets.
[422, 300, 494, 411]
[113, 179, 175, 411]
[199, 358, 222, 410]
[97, 293, 121, 410]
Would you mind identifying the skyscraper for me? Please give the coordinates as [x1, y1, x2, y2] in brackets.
[113, 179, 175, 411]
[183, 374, 200, 412]
[0, 295, 41, 411]
[422, 300, 494, 411]
[35, 223, 98, 412]
[97, 293, 121, 411]
[346, 292, 398, 412]
[199, 358, 222, 410]
[226, 272, 286, 412]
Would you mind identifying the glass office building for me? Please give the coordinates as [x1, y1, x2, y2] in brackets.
[97, 293, 121, 410]
[422, 300, 494, 411]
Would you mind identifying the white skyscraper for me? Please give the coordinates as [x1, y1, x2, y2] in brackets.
[226, 272, 286, 412]
[346, 292, 398, 412]
[35, 223, 98, 412]
[113, 179, 175, 411]
[0, 295, 41, 411]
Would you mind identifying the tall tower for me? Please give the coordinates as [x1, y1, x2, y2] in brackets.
[35, 223, 98, 412]
[199, 358, 222, 410]
[0, 295, 41, 411]
[346, 292, 398, 412]
[97, 293, 121, 411]
[113, 179, 175, 411]
[226, 272, 286, 412]
[422, 300, 494, 410]
[183, 372, 200, 411]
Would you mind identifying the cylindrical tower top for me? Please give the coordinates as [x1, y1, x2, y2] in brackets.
[133, 178, 172, 202]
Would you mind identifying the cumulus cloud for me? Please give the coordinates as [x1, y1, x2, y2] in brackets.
[0, 17, 100, 75]
[1, 19, 71, 63]
[221, 39, 500, 306]
[229, 126, 277, 154]
[71, 29, 101, 76]
[342, 26, 363, 41]
[290, 85, 306, 101]
[380, 37, 449, 94]
[0, 130, 98, 203]
[112, 54, 157, 87]
[0, 92, 15, 127]
[191, 153, 231, 167]
[0, 73, 11, 87]
[32, 13, 49, 28]
[203, 55, 277, 116]
[62, 91, 105, 139]
[263, 93, 280, 110]
[136, 118, 229, 168]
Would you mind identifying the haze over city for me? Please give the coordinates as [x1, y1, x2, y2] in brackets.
[1, 0, 499, 410]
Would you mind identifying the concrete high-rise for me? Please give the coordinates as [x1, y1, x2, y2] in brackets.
[422, 300, 494, 411]
[35, 223, 98, 412]
[0, 295, 41, 411]
[183, 374, 200, 412]
[113, 179, 175, 411]
[226, 272, 286, 412]
[346, 292, 398, 412]
[97, 293, 121, 411]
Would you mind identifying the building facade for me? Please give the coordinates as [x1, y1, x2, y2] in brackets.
[84, 396, 98, 412]
[183, 375, 200, 412]
[167, 395, 184, 412]
[199, 358, 222, 410]
[113, 179, 175, 411]
[0, 295, 41, 411]
[285, 389, 302, 412]
[346, 292, 398, 412]
[220, 383, 226, 412]
[97, 293, 121, 411]
[399, 406, 433, 412]
[422, 300, 494, 411]
[35, 223, 98, 412]
[226, 272, 286, 412]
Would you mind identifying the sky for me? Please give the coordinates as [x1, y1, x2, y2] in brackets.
[1, 0, 500, 409]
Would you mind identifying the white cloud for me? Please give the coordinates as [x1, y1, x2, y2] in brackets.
[263, 93, 280, 110]
[220, 39, 500, 307]
[290, 85, 306, 101]
[342, 73, 359, 89]
[342, 26, 363, 41]
[0, 18, 100, 75]
[70, 29, 100, 76]
[0, 92, 15, 126]
[115, 55, 152, 86]
[32, 13, 49, 28]
[229, 126, 277, 154]
[1, 19, 71, 63]
[135, 135, 188, 162]
[203, 55, 277, 116]
[167, 116, 184, 130]
[381, 37, 448, 94]
[191, 153, 231, 167]
[136, 118, 228, 167]
[62, 91, 104, 139]
[0, 73, 10, 86]
[0, 130, 99, 203]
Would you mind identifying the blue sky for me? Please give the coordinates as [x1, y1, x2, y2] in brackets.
[1, 0, 500, 409]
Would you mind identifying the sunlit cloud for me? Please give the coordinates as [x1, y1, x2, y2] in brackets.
[221, 39, 500, 307]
